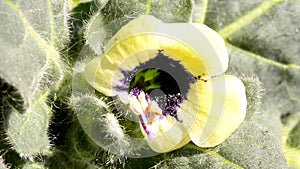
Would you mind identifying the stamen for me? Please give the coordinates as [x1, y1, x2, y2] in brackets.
[129, 87, 183, 139]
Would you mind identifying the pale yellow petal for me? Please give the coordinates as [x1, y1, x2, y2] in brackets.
[156, 23, 228, 76]
[189, 75, 247, 147]
[140, 116, 191, 153]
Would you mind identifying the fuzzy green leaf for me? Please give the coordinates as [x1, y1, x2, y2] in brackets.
[224, 0, 300, 138]
[147, 0, 192, 22]
[204, 0, 266, 31]
[0, 0, 67, 157]
[240, 76, 263, 120]
[216, 121, 287, 169]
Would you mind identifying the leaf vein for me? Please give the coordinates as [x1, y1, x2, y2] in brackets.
[227, 43, 300, 70]
[218, 0, 284, 39]
[199, 0, 208, 23]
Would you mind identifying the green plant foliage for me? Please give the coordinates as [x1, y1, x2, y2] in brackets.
[0, 0, 67, 160]
[240, 76, 263, 119]
[1, 0, 299, 168]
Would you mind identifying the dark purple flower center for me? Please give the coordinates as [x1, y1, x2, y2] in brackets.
[114, 50, 196, 98]
[116, 50, 197, 138]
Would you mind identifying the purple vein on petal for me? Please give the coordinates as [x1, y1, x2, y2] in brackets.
[138, 115, 155, 140]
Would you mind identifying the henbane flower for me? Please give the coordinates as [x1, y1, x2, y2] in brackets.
[85, 15, 247, 153]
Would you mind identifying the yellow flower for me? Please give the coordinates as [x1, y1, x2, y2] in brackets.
[85, 15, 247, 153]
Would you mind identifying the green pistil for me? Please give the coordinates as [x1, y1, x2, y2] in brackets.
[129, 69, 161, 92]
